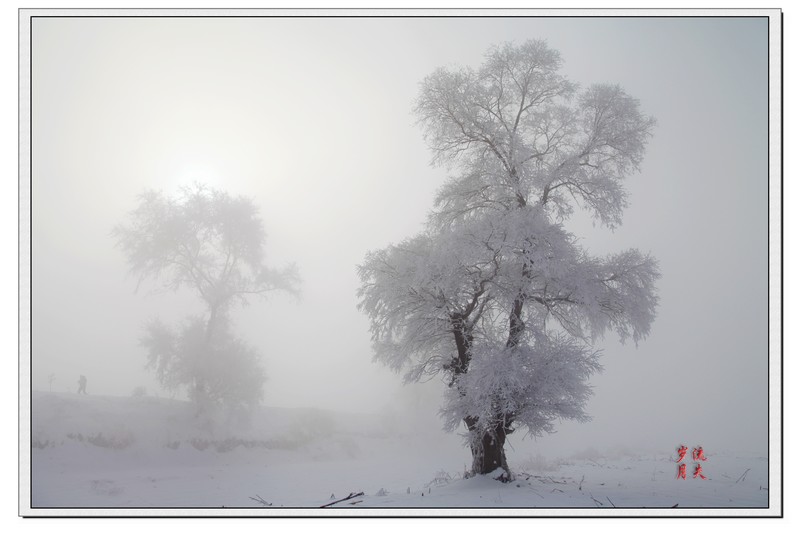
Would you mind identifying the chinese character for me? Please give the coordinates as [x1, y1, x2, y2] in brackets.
[692, 446, 707, 461]
[676, 445, 688, 463]
[676, 444, 710, 480]
[693, 463, 707, 480]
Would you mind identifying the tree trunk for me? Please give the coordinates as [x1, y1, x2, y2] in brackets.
[205, 304, 220, 342]
[193, 304, 220, 417]
[465, 417, 511, 479]
[450, 315, 511, 480]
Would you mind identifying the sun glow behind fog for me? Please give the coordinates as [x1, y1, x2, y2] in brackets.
[169, 161, 224, 192]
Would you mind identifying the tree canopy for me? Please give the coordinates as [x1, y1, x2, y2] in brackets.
[113, 184, 298, 313]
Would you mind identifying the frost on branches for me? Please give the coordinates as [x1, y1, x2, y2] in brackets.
[357, 41, 659, 478]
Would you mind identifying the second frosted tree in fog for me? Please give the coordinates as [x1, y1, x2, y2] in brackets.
[358, 41, 660, 478]
[113, 184, 298, 418]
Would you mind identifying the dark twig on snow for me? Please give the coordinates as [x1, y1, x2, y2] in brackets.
[606, 496, 616, 508]
[320, 492, 365, 508]
[589, 493, 603, 507]
[735, 469, 750, 484]
[249, 494, 272, 507]
[671, 503, 679, 508]
[578, 475, 584, 491]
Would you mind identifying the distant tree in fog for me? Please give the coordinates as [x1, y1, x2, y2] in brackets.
[113, 184, 299, 414]
[358, 41, 659, 479]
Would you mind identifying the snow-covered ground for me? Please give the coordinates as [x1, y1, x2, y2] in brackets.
[28, 391, 769, 513]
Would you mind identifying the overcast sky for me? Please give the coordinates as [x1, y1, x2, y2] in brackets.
[30, 16, 769, 456]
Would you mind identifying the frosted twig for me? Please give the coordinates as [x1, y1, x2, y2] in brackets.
[527, 488, 545, 499]
[248, 494, 272, 507]
[735, 469, 750, 484]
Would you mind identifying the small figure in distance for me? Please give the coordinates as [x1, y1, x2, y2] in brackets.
[77, 375, 87, 395]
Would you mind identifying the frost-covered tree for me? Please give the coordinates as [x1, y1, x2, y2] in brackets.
[113, 184, 299, 414]
[358, 41, 659, 478]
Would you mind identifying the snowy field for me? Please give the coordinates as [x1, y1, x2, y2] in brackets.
[29, 391, 768, 513]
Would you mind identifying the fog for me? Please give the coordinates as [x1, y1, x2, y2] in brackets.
[31, 17, 768, 458]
